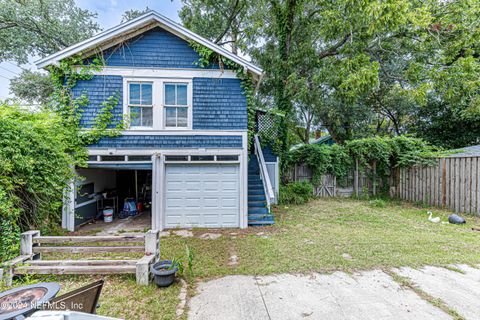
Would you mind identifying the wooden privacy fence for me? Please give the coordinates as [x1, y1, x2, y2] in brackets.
[392, 156, 480, 215]
[287, 164, 336, 196]
[287, 163, 376, 197]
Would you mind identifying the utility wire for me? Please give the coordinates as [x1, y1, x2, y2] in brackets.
[0, 73, 12, 80]
[6, 61, 31, 72]
[0, 65, 19, 76]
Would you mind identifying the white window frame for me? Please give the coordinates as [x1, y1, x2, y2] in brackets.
[123, 78, 193, 131]
[163, 81, 192, 130]
[126, 81, 154, 129]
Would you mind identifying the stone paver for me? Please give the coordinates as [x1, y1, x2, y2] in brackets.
[188, 270, 451, 320]
[393, 265, 480, 320]
[173, 230, 193, 237]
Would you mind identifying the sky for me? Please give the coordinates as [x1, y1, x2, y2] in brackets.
[0, 0, 183, 100]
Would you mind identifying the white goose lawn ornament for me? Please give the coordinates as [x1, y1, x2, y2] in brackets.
[428, 211, 440, 223]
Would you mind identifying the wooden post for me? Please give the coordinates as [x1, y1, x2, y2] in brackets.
[354, 159, 359, 197]
[136, 255, 155, 286]
[442, 158, 447, 207]
[21, 230, 40, 256]
[372, 160, 377, 196]
[145, 230, 160, 261]
[136, 230, 160, 285]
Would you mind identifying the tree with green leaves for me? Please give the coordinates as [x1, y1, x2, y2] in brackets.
[179, 0, 250, 54]
[1, 0, 100, 104]
[121, 7, 151, 23]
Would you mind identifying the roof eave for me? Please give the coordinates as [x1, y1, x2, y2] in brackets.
[35, 11, 263, 77]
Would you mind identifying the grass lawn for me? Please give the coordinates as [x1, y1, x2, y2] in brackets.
[3, 198, 480, 319]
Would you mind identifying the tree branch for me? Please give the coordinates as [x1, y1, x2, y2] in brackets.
[318, 34, 350, 60]
[214, 0, 241, 44]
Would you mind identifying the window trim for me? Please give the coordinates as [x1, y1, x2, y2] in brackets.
[162, 81, 192, 130]
[127, 81, 154, 129]
[123, 78, 193, 131]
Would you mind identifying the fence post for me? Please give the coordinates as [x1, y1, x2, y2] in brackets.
[442, 158, 447, 207]
[137, 230, 160, 286]
[20, 230, 40, 256]
[354, 159, 359, 197]
[145, 229, 160, 261]
[372, 160, 377, 196]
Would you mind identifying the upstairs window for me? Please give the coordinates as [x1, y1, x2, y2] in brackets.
[129, 82, 153, 127]
[164, 83, 188, 128]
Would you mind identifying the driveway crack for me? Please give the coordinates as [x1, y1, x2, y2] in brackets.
[255, 277, 272, 320]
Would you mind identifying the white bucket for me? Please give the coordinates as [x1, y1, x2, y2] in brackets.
[103, 208, 113, 223]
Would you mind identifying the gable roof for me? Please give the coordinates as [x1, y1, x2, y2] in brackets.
[35, 11, 263, 79]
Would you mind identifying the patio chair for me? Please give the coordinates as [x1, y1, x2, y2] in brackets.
[44, 280, 104, 314]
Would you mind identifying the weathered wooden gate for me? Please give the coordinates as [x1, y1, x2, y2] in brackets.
[287, 164, 338, 197]
[315, 174, 337, 197]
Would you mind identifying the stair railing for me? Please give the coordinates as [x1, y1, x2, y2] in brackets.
[254, 135, 275, 209]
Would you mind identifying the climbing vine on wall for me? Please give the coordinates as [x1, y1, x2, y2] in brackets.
[47, 55, 128, 165]
[189, 42, 256, 149]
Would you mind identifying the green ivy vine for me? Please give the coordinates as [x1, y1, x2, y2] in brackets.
[47, 55, 128, 165]
[190, 42, 256, 149]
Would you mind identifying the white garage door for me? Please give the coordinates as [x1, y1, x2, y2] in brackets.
[164, 164, 240, 228]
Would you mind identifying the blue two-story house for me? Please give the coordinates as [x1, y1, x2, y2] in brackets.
[36, 11, 278, 231]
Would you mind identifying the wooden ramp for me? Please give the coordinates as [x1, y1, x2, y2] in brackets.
[1, 230, 160, 286]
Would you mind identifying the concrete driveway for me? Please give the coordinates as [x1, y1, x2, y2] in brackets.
[189, 266, 480, 320]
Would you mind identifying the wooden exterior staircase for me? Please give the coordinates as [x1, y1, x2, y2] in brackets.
[0, 230, 160, 286]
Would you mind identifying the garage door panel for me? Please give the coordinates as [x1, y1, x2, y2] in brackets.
[165, 164, 240, 228]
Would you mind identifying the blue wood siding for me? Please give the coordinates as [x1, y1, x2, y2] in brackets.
[89, 135, 242, 149]
[73, 76, 248, 131]
[72, 75, 123, 128]
[193, 78, 247, 130]
[99, 27, 219, 69]
[262, 146, 278, 162]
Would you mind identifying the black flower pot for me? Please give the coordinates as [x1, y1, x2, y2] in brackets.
[151, 260, 178, 287]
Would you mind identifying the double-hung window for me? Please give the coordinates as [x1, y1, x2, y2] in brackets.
[164, 83, 188, 128]
[128, 82, 153, 128]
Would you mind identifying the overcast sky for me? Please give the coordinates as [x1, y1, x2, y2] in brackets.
[0, 0, 183, 100]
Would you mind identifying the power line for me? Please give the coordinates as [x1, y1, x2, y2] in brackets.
[0, 73, 12, 80]
[6, 61, 29, 72]
[0, 65, 19, 76]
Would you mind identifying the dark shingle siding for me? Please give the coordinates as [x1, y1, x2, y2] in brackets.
[89, 135, 243, 149]
[262, 146, 278, 162]
[100, 27, 219, 69]
[73, 75, 123, 128]
[193, 78, 247, 130]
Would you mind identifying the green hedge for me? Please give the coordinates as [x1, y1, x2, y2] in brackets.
[0, 103, 77, 262]
[279, 181, 314, 205]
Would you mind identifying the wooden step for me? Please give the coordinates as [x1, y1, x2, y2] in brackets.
[33, 235, 145, 244]
[33, 246, 145, 254]
[14, 265, 136, 275]
[26, 260, 138, 266]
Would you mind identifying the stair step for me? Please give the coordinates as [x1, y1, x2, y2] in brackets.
[248, 190, 264, 196]
[14, 265, 136, 275]
[248, 207, 269, 214]
[249, 194, 266, 201]
[248, 201, 267, 207]
[248, 213, 274, 220]
[248, 214, 275, 225]
[248, 220, 275, 226]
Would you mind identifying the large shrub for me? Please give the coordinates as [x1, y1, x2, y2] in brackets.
[0, 103, 77, 261]
[279, 181, 314, 205]
[288, 144, 352, 185]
